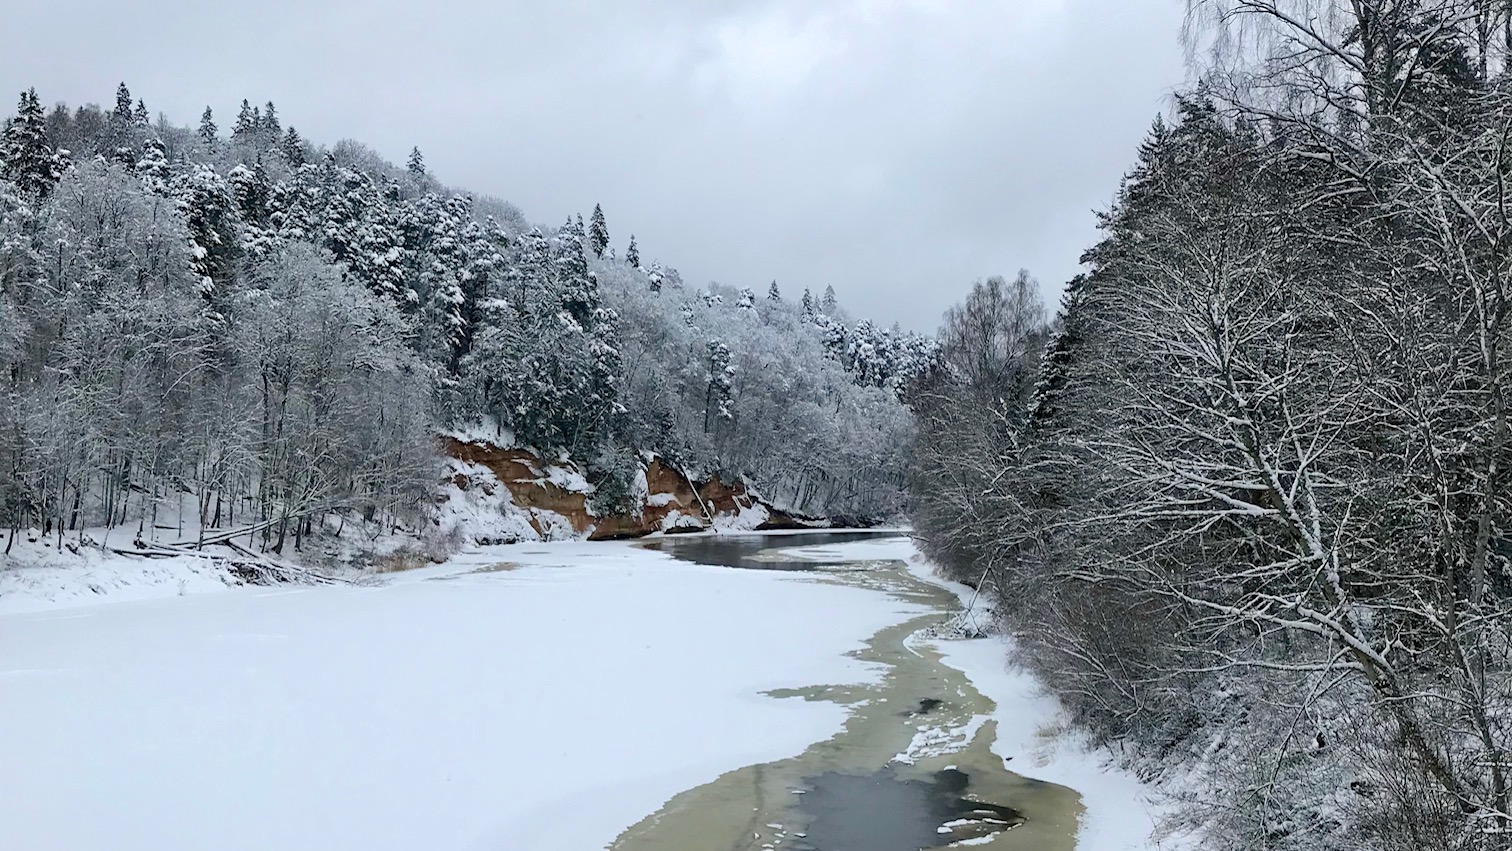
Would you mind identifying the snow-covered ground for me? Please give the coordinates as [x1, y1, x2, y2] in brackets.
[0, 540, 918, 851]
[1, 533, 1176, 851]
[0, 550, 244, 615]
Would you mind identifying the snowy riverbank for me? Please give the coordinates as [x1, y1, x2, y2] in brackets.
[0, 547, 247, 615]
[777, 535, 1183, 851]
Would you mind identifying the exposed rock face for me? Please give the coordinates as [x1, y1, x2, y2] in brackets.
[439, 437, 818, 543]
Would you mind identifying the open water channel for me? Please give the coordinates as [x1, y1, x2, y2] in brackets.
[617, 531, 1084, 851]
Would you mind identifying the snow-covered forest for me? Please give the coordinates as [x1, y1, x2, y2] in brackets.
[910, 2, 1512, 849]
[0, 83, 935, 555]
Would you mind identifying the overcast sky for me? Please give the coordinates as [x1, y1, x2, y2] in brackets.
[1, 0, 1187, 332]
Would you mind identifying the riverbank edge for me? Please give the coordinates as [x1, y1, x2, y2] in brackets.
[901, 551, 1197, 851]
[0, 526, 912, 616]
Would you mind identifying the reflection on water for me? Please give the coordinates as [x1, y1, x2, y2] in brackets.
[609, 531, 1084, 851]
[642, 530, 902, 570]
[793, 767, 1023, 851]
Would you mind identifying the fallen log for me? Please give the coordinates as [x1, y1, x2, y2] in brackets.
[104, 540, 354, 586]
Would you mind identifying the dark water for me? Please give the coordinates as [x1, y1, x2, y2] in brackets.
[790, 767, 1023, 851]
[634, 529, 1033, 850]
[643, 530, 904, 570]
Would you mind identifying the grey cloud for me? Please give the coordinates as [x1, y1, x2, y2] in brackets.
[0, 0, 1187, 331]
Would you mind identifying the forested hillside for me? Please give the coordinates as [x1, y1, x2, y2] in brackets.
[911, 3, 1512, 850]
[0, 83, 934, 554]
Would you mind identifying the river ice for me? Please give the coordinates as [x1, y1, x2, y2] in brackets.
[0, 535, 1171, 850]
[0, 541, 915, 851]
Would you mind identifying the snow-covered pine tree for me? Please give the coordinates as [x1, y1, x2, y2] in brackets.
[112, 83, 134, 124]
[357, 180, 409, 301]
[316, 164, 407, 304]
[821, 285, 837, 313]
[451, 214, 510, 368]
[197, 106, 217, 147]
[813, 313, 848, 362]
[555, 215, 594, 325]
[229, 161, 279, 258]
[399, 191, 470, 366]
[1028, 272, 1087, 427]
[845, 319, 894, 387]
[232, 99, 256, 143]
[430, 193, 473, 356]
[407, 146, 425, 178]
[704, 339, 735, 432]
[107, 82, 139, 164]
[800, 288, 814, 317]
[261, 101, 280, 144]
[505, 226, 551, 313]
[558, 217, 622, 444]
[228, 161, 270, 226]
[0, 89, 63, 200]
[280, 127, 305, 167]
[588, 203, 609, 258]
[135, 137, 171, 195]
[266, 155, 326, 244]
[133, 98, 149, 127]
[768, 280, 781, 301]
[460, 228, 543, 433]
[171, 163, 239, 309]
[736, 287, 756, 313]
[625, 234, 639, 267]
[466, 217, 623, 452]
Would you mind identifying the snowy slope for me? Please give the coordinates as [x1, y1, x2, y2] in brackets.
[0, 539, 247, 615]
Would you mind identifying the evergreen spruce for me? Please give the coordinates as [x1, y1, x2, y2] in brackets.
[112, 83, 134, 123]
[197, 106, 217, 146]
[767, 280, 781, 301]
[261, 101, 280, 142]
[232, 99, 255, 141]
[281, 127, 305, 167]
[0, 89, 62, 199]
[704, 340, 735, 431]
[554, 215, 595, 326]
[625, 234, 639, 267]
[173, 163, 239, 305]
[588, 203, 609, 258]
[135, 137, 170, 194]
[1028, 273, 1088, 427]
[228, 160, 271, 226]
[107, 82, 139, 164]
[407, 146, 425, 177]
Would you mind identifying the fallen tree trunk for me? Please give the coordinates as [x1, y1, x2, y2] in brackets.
[106, 540, 354, 586]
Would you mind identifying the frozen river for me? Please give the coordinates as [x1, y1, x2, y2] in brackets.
[0, 532, 1150, 850]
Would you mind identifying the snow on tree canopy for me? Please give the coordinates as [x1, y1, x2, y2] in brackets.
[0, 80, 930, 554]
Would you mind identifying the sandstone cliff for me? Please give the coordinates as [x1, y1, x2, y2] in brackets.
[435, 436, 820, 544]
